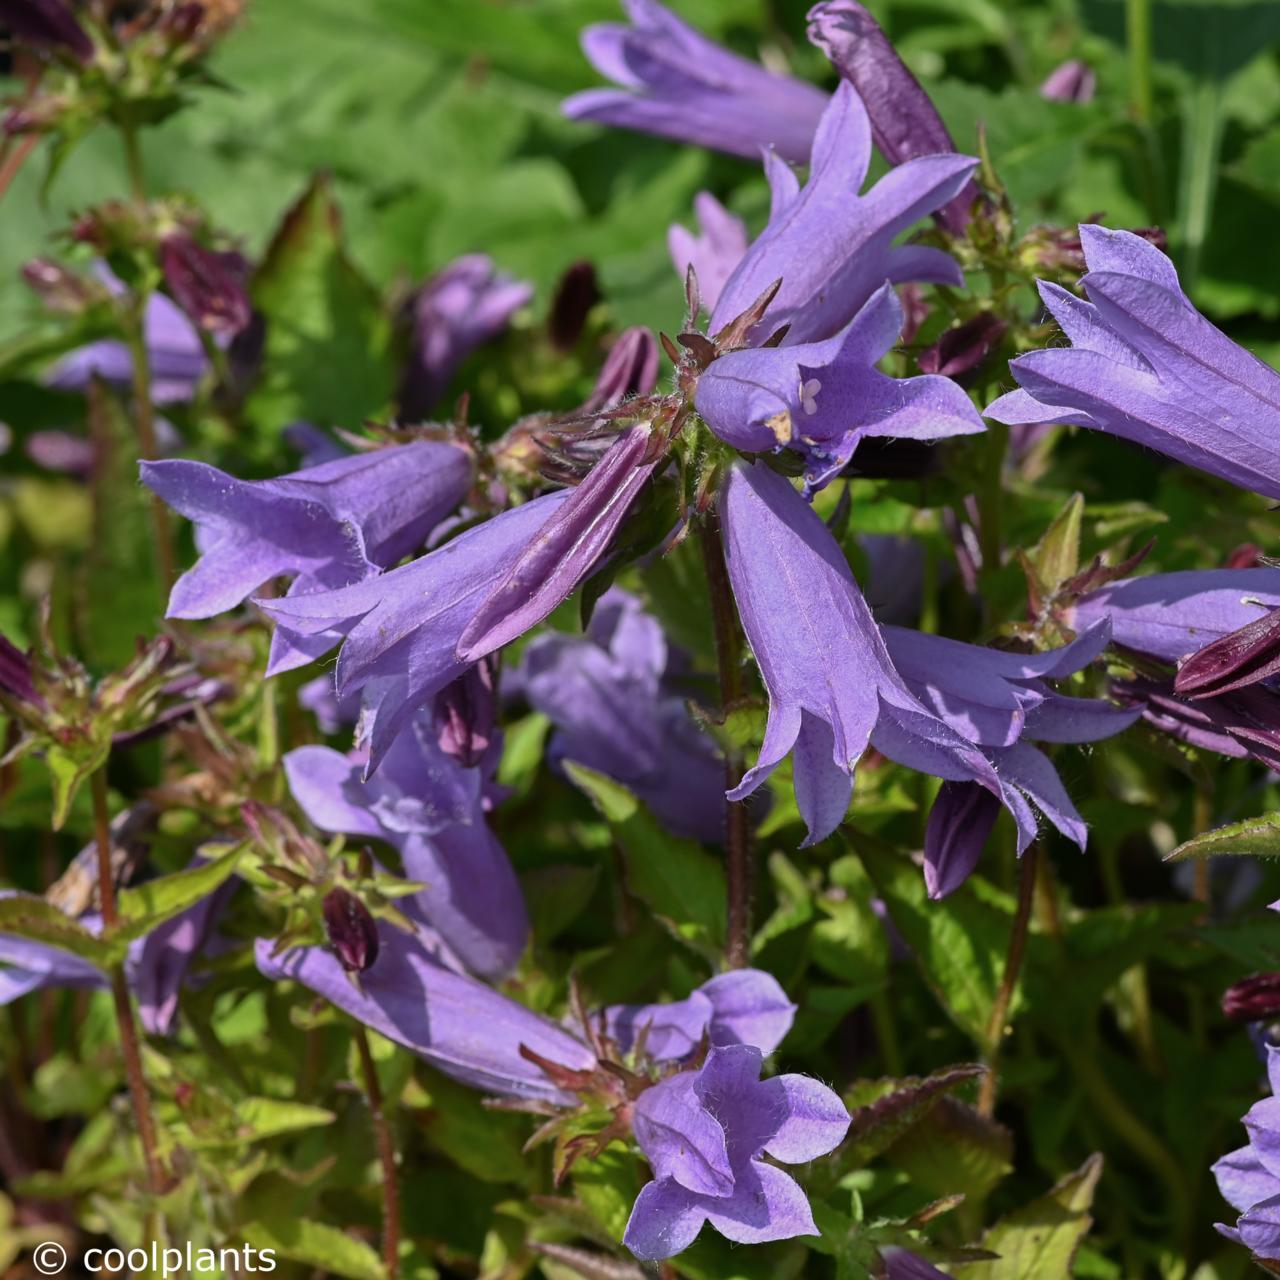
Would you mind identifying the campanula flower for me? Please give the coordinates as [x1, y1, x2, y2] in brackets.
[668, 193, 748, 314]
[283, 713, 528, 980]
[1213, 1043, 1280, 1260]
[882, 1250, 955, 1280]
[622, 1043, 849, 1260]
[718, 461, 999, 845]
[520, 589, 725, 843]
[582, 326, 662, 412]
[696, 281, 984, 493]
[987, 225, 1280, 500]
[256, 491, 572, 770]
[399, 255, 533, 419]
[1040, 59, 1097, 103]
[708, 82, 975, 347]
[806, 0, 982, 234]
[144, 441, 473, 675]
[563, 0, 827, 164]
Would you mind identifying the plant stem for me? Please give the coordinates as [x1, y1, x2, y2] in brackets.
[354, 1027, 400, 1280]
[125, 310, 177, 596]
[698, 516, 751, 969]
[121, 124, 146, 206]
[1127, 0, 1153, 124]
[978, 845, 1038, 1116]
[91, 769, 164, 1196]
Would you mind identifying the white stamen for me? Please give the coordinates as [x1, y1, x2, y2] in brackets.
[800, 378, 822, 416]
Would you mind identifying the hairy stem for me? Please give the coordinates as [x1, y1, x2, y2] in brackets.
[698, 516, 751, 969]
[92, 769, 164, 1196]
[978, 845, 1038, 1116]
[354, 1026, 400, 1280]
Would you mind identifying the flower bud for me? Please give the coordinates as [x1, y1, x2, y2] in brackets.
[433, 657, 497, 769]
[1040, 59, 1097, 104]
[323, 888, 380, 974]
[581, 327, 660, 413]
[1174, 608, 1280, 700]
[159, 235, 251, 336]
[1223, 974, 1280, 1023]
[0, 635, 43, 708]
[0, 0, 93, 61]
[548, 260, 600, 352]
[917, 312, 1007, 383]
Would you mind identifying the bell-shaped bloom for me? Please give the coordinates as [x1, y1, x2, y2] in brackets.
[284, 715, 528, 980]
[708, 82, 976, 346]
[1040, 59, 1097, 103]
[696, 282, 984, 493]
[457, 426, 662, 662]
[562, 0, 828, 164]
[143, 441, 473, 675]
[668, 193, 749, 315]
[622, 1043, 849, 1260]
[1214, 1043, 1280, 1259]
[0, 876, 233, 1037]
[719, 461, 999, 845]
[256, 492, 571, 770]
[256, 925, 596, 1106]
[987, 225, 1280, 500]
[1073, 569, 1280, 664]
[806, 0, 982, 234]
[399, 255, 533, 420]
[520, 589, 724, 843]
[601, 968, 796, 1061]
[884, 622, 1138, 896]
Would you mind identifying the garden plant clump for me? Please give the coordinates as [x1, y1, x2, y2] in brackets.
[6, 1, 1280, 1277]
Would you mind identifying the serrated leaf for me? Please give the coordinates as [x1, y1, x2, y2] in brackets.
[238, 1217, 385, 1280]
[887, 1097, 1014, 1204]
[46, 743, 108, 832]
[182, 1097, 336, 1149]
[565, 763, 725, 955]
[954, 1153, 1103, 1280]
[114, 844, 243, 943]
[1167, 811, 1280, 860]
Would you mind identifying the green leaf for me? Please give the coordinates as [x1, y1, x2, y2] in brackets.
[570, 1144, 643, 1241]
[181, 1097, 336, 1149]
[1166, 811, 1280, 860]
[0, 895, 121, 968]
[954, 1153, 1104, 1280]
[854, 838, 1008, 1050]
[522, 864, 601, 944]
[238, 1217, 385, 1280]
[887, 1097, 1014, 1205]
[565, 763, 726, 956]
[244, 174, 394, 445]
[114, 844, 243, 942]
[416, 1069, 534, 1186]
[46, 743, 108, 832]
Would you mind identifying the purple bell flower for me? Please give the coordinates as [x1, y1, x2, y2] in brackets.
[884, 622, 1138, 896]
[601, 968, 796, 1061]
[256, 925, 596, 1106]
[882, 1250, 954, 1279]
[718, 461, 1000, 846]
[1213, 1043, 1280, 1259]
[0, 872, 233, 1037]
[622, 1043, 849, 1260]
[256, 491, 571, 770]
[562, 0, 828, 165]
[987, 225, 1280, 500]
[696, 280, 984, 494]
[520, 589, 725, 843]
[144, 441, 473, 675]
[582, 327, 662, 413]
[668, 193, 749, 314]
[1040, 59, 1097, 103]
[283, 714, 528, 980]
[399, 255, 533, 420]
[806, 0, 983, 235]
[707, 81, 976, 347]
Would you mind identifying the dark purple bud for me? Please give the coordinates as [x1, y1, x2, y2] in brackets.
[898, 282, 930, 345]
[1174, 608, 1280, 699]
[159, 235, 252, 336]
[22, 258, 96, 312]
[0, 634, 43, 708]
[25, 430, 95, 477]
[923, 780, 1001, 899]
[156, 1, 205, 44]
[1040, 59, 1097, 104]
[581, 327, 660, 413]
[0, 0, 93, 60]
[456, 425, 662, 663]
[1223, 974, 1280, 1023]
[548, 259, 601, 352]
[807, 0, 984, 234]
[3, 108, 38, 135]
[322, 888, 380, 974]
[1226, 543, 1264, 570]
[917, 312, 1007, 382]
[882, 1249, 955, 1280]
[433, 657, 497, 769]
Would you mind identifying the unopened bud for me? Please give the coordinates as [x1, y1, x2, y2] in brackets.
[548, 260, 600, 352]
[1175, 608, 1280, 700]
[917, 312, 1007, 383]
[1223, 974, 1280, 1023]
[433, 658, 497, 769]
[323, 888, 380, 973]
[159, 235, 251, 335]
[0, 0, 93, 60]
[581, 327, 660, 413]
